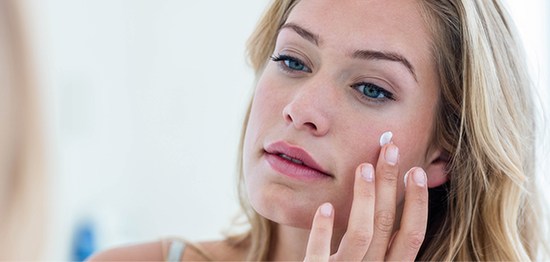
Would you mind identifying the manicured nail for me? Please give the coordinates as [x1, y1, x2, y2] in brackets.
[413, 168, 427, 187]
[361, 164, 374, 182]
[385, 144, 399, 165]
[320, 203, 333, 217]
[379, 131, 393, 146]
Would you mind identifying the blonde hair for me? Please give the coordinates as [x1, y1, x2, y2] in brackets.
[0, 0, 46, 259]
[229, 0, 549, 260]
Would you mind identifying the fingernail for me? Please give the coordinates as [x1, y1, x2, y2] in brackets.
[379, 131, 393, 146]
[320, 203, 333, 217]
[385, 144, 399, 165]
[413, 168, 427, 187]
[361, 164, 374, 182]
[404, 170, 410, 187]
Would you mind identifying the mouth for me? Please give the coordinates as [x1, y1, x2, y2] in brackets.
[278, 153, 306, 165]
[264, 141, 332, 180]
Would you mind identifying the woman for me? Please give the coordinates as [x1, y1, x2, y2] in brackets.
[90, 0, 548, 260]
[0, 0, 46, 259]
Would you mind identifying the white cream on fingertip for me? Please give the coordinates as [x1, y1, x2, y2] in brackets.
[379, 131, 393, 146]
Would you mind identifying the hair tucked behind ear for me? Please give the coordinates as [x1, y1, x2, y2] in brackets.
[418, 0, 548, 260]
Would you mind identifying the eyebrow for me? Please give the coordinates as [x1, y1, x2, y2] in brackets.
[352, 50, 418, 82]
[280, 22, 418, 82]
[280, 23, 320, 46]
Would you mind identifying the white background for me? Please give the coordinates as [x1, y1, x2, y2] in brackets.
[19, 0, 549, 260]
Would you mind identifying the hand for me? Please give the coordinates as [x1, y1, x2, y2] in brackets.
[304, 143, 429, 261]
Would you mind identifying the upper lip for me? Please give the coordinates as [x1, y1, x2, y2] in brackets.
[265, 141, 332, 176]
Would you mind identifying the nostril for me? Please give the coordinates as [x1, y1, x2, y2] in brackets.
[283, 105, 324, 135]
[285, 114, 293, 123]
[304, 122, 317, 130]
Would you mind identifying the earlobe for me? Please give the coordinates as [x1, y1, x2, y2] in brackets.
[425, 149, 450, 188]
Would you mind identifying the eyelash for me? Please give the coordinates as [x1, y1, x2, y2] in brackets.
[270, 53, 395, 103]
[270, 54, 312, 73]
[351, 82, 396, 103]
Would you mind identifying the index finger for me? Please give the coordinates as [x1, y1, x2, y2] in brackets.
[335, 164, 375, 260]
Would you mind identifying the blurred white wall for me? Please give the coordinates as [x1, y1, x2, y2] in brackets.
[25, 0, 269, 259]
[505, 0, 550, 215]
[506, 0, 550, 121]
[20, 0, 549, 260]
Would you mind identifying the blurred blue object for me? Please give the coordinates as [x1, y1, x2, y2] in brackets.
[72, 220, 96, 261]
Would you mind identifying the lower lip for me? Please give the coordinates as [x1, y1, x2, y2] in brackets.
[264, 153, 331, 181]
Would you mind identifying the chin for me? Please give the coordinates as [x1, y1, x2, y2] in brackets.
[248, 186, 319, 229]
[254, 203, 316, 229]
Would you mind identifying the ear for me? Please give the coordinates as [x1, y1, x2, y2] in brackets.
[424, 148, 450, 188]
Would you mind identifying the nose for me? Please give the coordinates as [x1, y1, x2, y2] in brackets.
[282, 84, 331, 137]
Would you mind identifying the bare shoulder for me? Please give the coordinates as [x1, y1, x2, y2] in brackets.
[87, 238, 247, 261]
[87, 240, 165, 261]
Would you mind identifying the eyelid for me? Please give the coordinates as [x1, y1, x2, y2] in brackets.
[351, 81, 396, 103]
[353, 75, 400, 96]
[271, 53, 313, 73]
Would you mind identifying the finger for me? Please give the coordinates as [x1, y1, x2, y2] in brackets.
[363, 143, 399, 261]
[304, 202, 335, 261]
[335, 164, 375, 260]
[386, 168, 428, 261]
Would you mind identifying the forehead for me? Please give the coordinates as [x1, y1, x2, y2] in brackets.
[286, 0, 430, 44]
[284, 0, 434, 81]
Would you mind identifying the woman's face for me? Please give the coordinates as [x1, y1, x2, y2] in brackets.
[243, 0, 439, 230]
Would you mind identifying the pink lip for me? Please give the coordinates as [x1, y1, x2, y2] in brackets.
[264, 141, 332, 181]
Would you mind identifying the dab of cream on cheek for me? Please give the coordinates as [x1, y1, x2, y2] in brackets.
[379, 131, 393, 146]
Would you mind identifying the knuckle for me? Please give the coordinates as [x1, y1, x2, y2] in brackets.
[380, 168, 398, 183]
[374, 211, 395, 233]
[364, 190, 375, 198]
[349, 230, 373, 248]
[412, 193, 428, 206]
[416, 195, 428, 207]
[406, 231, 426, 250]
[359, 187, 375, 198]
[313, 225, 332, 235]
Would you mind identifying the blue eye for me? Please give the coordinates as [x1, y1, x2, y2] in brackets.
[271, 54, 312, 73]
[352, 82, 395, 101]
[285, 59, 305, 71]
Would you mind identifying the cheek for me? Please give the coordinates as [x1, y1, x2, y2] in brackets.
[331, 99, 436, 176]
[334, 113, 433, 193]
[338, 129, 381, 170]
[243, 73, 285, 179]
[245, 74, 278, 135]
[395, 102, 436, 166]
[247, 75, 285, 129]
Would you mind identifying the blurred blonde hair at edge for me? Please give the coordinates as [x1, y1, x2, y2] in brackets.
[229, 0, 549, 261]
[0, 0, 46, 259]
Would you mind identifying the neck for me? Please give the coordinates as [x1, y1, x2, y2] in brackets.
[268, 223, 346, 261]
